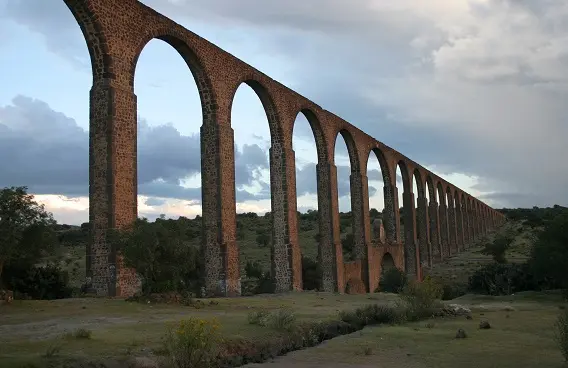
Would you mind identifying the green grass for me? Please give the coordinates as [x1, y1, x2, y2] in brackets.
[260, 292, 567, 368]
[0, 292, 397, 367]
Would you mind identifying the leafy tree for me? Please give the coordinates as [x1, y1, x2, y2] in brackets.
[342, 233, 354, 261]
[530, 211, 568, 293]
[0, 186, 57, 283]
[111, 218, 202, 295]
[481, 232, 514, 264]
[255, 229, 271, 247]
[245, 260, 264, 279]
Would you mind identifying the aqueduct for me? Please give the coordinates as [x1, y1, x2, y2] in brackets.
[65, 0, 506, 297]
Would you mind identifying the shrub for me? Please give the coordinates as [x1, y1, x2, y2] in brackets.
[247, 309, 270, 326]
[440, 282, 467, 300]
[530, 212, 568, 293]
[110, 219, 203, 296]
[301, 257, 321, 291]
[554, 309, 568, 362]
[468, 262, 539, 296]
[339, 304, 404, 328]
[71, 328, 92, 339]
[164, 317, 221, 368]
[3, 263, 71, 300]
[481, 232, 514, 263]
[398, 277, 443, 321]
[268, 308, 297, 332]
[377, 267, 407, 293]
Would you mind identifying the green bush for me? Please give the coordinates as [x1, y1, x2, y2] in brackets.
[164, 317, 221, 368]
[3, 263, 71, 300]
[268, 309, 297, 331]
[440, 282, 467, 300]
[398, 277, 443, 321]
[247, 309, 271, 326]
[247, 308, 297, 331]
[481, 232, 514, 263]
[468, 263, 539, 296]
[301, 257, 321, 291]
[339, 304, 404, 329]
[554, 309, 568, 362]
[110, 219, 203, 296]
[377, 267, 407, 293]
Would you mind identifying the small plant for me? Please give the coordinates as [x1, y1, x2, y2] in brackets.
[268, 308, 297, 331]
[554, 309, 568, 362]
[398, 277, 443, 321]
[247, 309, 270, 326]
[339, 304, 404, 328]
[65, 327, 92, 339]
[163, 317, 221, 368]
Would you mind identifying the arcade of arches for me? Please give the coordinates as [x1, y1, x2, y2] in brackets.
[66, 0, 506, 297]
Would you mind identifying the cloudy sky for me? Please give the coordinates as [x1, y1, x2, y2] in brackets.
[1, 0, 566, 225]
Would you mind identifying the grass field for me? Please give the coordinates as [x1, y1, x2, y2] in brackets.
[2, 220, 565, 368]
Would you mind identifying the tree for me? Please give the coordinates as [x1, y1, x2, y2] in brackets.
[530, 211, 568, 293]
[111, 218, 202, 295]
[0, 186, 57, 283]
[255, 229, 271, 247]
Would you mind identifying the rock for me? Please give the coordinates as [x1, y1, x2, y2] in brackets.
[447, 304, 472, 315]
[455, 328, 467, 339]
[479, 320, 491, 329]
[466, 315, 473, 320]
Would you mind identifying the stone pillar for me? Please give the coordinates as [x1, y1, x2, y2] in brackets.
[463, 203, 470, 248]
[382, 184, 399, 244]
[468, 204, 476, 243]
[402, 191, 418, 280]
[447, 199, 457, 255]
[438, 202, 449, 259]
[455, 201, 465, 252]
[269, 146, 302, 293]
[350, 173, 371, 291]
[201, 122, 240, 297]
[428, 200, 440, 264]
[87, 80, 140, 298]
[417, 196, 429, 274]
[316, 162, 343, 293]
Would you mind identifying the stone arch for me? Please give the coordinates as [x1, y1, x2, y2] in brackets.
[446, 186, 457, 254]
[425, 175, 438, 264]
[332, 129, 361, 173]
[293, 109, 328, 163]
[369, 147, 392, 184]
[437, 182, 446, 205]
[396, 160, 411, 193]
[454, 189, 464, 250]
[426, 176, 436, 203]
[131, 34, 216, 123]
[460, 191, 468, 245]
[381, 252, 396, 272]
[413, 169, 426, 199]
[63, 0, 108, 82]
[228, 79, 285, 144]
[414, 169, 429, 273]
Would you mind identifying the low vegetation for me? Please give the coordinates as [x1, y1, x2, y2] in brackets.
[2, 186, 568, 366]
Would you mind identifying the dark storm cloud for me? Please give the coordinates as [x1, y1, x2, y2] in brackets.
[4, 0, 568, 208]
[0, 95, 282, 201]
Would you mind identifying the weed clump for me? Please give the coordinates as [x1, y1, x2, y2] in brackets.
[398, 276, 444, 321]
[247, 308, 297, 331]
[163, 317, 221, 368]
